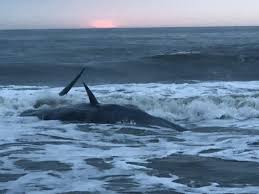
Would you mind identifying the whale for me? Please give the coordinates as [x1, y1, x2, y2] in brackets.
[20, 68, 186, 131]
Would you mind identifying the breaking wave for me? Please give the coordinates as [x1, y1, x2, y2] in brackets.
[1, 81, 259, 125]
[147, 51, 256, 65]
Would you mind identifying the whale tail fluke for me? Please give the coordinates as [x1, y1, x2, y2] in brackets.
[59, 68, 86, 96]
[59, 68, 99, 106]
[83, 82, 99, 106]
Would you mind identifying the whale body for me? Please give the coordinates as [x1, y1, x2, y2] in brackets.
[21, 103, 186, 131]
[20, 68, 186, 131]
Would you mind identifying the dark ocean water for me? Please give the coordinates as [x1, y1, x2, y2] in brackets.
[1, 27, 259, 193]
[1, 26, 259, 85]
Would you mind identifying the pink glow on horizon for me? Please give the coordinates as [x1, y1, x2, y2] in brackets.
[90, 20, 117, 28]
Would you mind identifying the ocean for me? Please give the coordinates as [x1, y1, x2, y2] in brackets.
[1, 27, 259, 193]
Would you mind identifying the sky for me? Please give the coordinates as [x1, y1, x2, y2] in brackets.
[0, 0, 259, 29]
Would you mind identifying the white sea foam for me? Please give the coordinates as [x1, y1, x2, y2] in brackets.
[1, 81, 259, 193]
[134, 173, 259, 194]
[1, 81, 259, 127]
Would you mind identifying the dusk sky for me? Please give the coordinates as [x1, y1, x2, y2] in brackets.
[1, 0, 259, 29]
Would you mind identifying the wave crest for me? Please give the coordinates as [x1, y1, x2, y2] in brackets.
[1, 82, 259, 124]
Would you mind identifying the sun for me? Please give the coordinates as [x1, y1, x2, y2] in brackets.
[90, 20, 117, 28]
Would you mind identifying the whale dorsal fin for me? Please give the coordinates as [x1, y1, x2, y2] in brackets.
[59, 68, 85, 96]
[83, 82, 99, 106]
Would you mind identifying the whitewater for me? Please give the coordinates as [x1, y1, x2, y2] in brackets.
[1, 81, 259, 193]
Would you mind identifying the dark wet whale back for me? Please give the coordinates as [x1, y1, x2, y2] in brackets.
[21, 103, 186, 131]
[21, 68, 186, 132]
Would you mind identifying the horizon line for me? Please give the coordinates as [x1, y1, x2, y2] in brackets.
[0, 25, 259, 31]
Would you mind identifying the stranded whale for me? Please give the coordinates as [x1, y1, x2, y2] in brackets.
[21, 68, 186, 131]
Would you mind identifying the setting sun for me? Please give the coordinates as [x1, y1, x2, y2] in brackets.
[90, 20, 117, 28]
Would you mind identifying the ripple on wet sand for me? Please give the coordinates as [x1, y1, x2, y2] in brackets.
[0, 173, 25, 182]
[85, 158, 113, 171]
[129, 154, 259, 187]
[14, 160, 72, 172]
